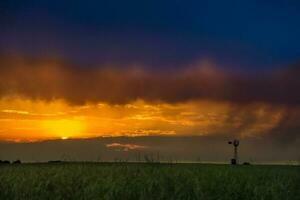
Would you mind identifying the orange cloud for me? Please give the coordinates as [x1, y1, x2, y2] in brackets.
[106, 143, 148, 151]
[0, 96, 298, 143]
[2, 109, 29, 115]
[0, 56, 300, 143]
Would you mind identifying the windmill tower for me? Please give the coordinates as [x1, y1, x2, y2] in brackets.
[228, 139, 239, 165]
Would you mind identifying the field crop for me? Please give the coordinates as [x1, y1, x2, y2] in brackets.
[0, 163, 299, 200]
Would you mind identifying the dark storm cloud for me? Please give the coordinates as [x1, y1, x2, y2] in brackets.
[223, 103, 300, 145]
[0, 56, 300, 105]
[267, 106, 300, 144]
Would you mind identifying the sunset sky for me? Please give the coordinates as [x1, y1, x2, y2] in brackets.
[0, 0, 300, 162]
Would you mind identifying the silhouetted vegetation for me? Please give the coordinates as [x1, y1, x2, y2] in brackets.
[48, 160, 63, 164]
[0, 160, 10, 164]
[12, 160, 21, 164]
[0, 163, 299, 199]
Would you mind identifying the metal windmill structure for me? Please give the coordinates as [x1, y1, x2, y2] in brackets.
[228, 139, 239, 165]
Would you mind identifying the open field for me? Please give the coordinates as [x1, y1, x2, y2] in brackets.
[0, 163, 299, 200]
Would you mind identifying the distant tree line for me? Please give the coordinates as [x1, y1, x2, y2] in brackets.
[0, 160, 21, 164]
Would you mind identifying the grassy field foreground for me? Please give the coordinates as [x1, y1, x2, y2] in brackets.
[0, 163, 299, 200]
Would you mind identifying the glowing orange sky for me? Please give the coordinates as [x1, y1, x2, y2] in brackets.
[0, 55, 299, 145]
[0, 96, 285, 142]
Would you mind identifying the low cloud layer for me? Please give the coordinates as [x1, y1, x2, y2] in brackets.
[0, 56, 300, 145]
[1, 56, 300, 105]
[106, 143, 148, 151]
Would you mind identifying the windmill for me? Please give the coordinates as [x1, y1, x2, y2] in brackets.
[228, 139, 239, 165]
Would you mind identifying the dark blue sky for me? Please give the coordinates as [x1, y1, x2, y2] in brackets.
[1, 0, 300, 70]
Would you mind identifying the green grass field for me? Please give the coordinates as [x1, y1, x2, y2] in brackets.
[0, 163, 299, 200]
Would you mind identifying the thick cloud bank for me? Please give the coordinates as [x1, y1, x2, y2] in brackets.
[1, 56, 300, 105]
[0, 56, 300, 147]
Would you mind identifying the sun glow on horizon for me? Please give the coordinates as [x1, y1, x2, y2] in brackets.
[0, 96, 286, 142]
[61, 136, 69, 140]
[41, 119, 85, 139]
